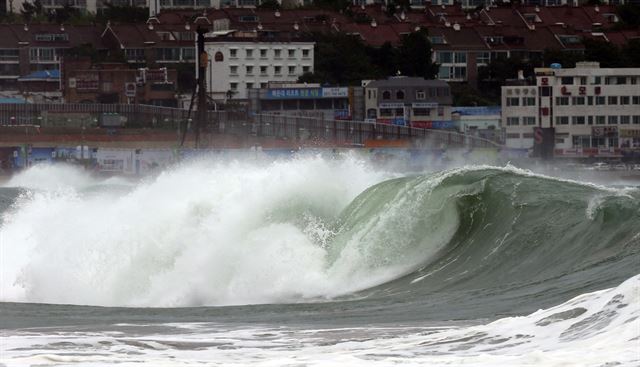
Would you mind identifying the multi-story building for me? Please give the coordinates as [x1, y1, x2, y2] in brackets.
[501, 62, 640, 158]
[204, 30, 314, 100]
[364, 77, 453, 128]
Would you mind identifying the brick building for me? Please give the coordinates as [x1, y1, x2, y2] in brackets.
[63, 58, 178, 106]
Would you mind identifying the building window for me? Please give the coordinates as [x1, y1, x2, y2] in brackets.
[556, 116, 569, 125]
[588, 96, 594, 105]
[633, 116, 640, 124]
[596, 96, 606, 105]
[588, 116, 594, 125]
[579, 76, 587, 85]
[572, 96, 585, 105]
[288, 66, 296, 75]
[260, 49, 267, 58]
[620, 115, 630, 124]
[556, 97, 569, 106]
[302, 66, 310, 73]
[413, 108, 430, 116]
[230, 82, 238, 90]
[274, 66, 282, 75]
[260, 82, 267, 89]
[593, 76, 601, 85]
[396, 90, 405, 99]
[0, 49, 19, 61]
[621, 96, 630, 105]
[246, 49, 253, 58]
[616, 76, 627, 85]
[416, 90, 425, 99]
[246, 66, 253, 75]
[230, 65, 238, 75]
[274, 49, 281, 58]
[592, 136, 605, 147]
[523, 116, 536, 125]
[476, 52, 490, 65]
[571, 116, 585, 125]
[507, 117, 519, 126]
[454, 52, 466, 63]
[302, 49, 310, 58]
[561, 77, 573, 85]
[608, 96, 618, 105]
[229, 48, 237, 58]
[523, 97, 536, 106]
[506, 133, 520, 139]
[596, 116, 605, 125]
[380, 108, 393, 117]
[633, 96, 640, 105]
[288, 49, 295, 58]
[608, 115, 618, 125]
[246, 82, 253, 89]
[572, 135, 591, 148]
[437, 51, 452, 63]
[260, 66, 267, 75]
[35, 33, 69, 42]
[507, 97, 519, 106]
[382, 91, 391, 100]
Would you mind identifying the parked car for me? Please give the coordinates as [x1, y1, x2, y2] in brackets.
[631, 164, 640, 171]
[612, 163, 628, 171]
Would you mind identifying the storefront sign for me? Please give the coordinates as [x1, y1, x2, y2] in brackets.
[592, 126, 618, 137]
[266, 88, 322, 99]
[412, 102, 438, 108]
[322, 87, 349, 98]
[619, 129, 640, 138]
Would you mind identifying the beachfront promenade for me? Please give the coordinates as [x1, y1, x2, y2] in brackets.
[0, 104, 501, 150]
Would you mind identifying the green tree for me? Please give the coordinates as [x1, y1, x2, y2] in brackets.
[396, 30, 438, 79]
[622, 39, 640, 67]
[97, 4, 149, 23]
[583, 39, 624, 67]
[616, 4, 640, 28]
[257, 0, 280, 10]
[298, 32, 380, 85]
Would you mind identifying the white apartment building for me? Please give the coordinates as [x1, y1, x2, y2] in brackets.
[502, 62, 640, 158]
[204, 32, 314, 100]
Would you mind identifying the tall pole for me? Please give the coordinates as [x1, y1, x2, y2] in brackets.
[196, 26, 208, 149]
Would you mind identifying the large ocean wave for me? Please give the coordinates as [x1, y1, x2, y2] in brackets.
[1, 157, 638, 318]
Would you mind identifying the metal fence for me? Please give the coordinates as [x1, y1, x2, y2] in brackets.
[0, 104, 502, 149]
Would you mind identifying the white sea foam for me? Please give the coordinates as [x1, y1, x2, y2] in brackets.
[2, 275, 638, 366]
[2, 155, 417, 306]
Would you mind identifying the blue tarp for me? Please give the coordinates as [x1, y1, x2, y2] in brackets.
[0, 98, 27, 104]
[19, 69, 60, 81]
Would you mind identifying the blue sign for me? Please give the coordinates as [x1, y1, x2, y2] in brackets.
[431, 121, 454, 129]
[266, 88, 323, 99]
[392, 118, 407, 126]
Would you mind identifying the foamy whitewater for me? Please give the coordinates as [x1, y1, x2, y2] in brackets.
[1, 155, 639, 366]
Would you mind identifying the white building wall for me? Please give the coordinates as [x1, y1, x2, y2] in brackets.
[204, 40, 314, 100]
[502, 64, 640, 153]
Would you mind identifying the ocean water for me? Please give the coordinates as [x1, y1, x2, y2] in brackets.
[1, 155, 639, 366]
